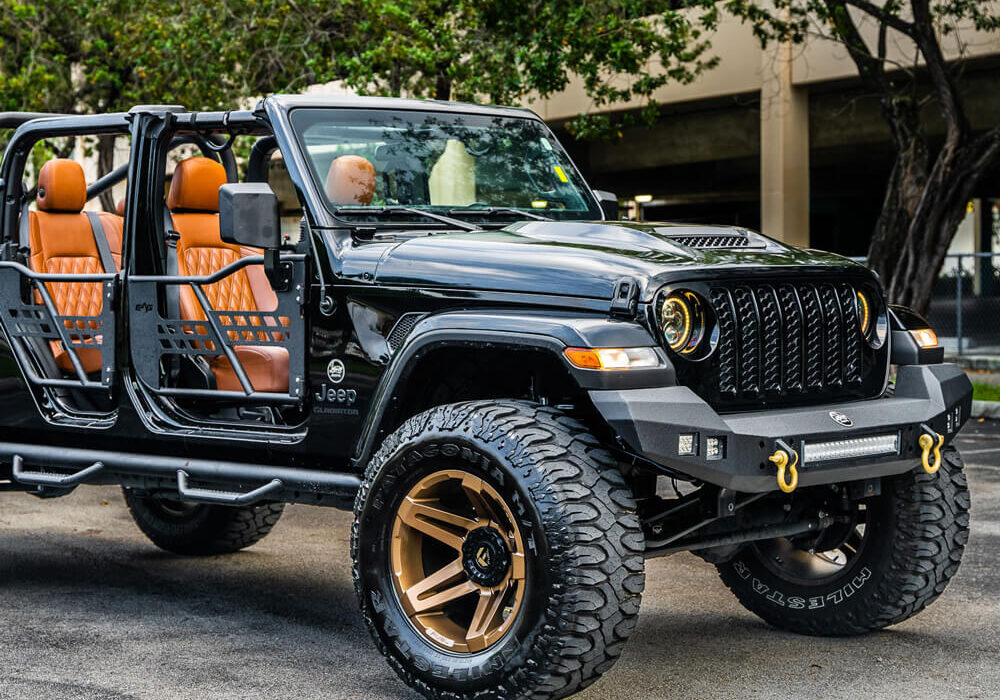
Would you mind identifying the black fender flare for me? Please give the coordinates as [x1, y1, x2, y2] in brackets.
[351, 310, 674, 467]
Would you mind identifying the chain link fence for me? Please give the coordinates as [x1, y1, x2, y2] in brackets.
[846, 253, 999, 356]
[927, 252, 1000, 356]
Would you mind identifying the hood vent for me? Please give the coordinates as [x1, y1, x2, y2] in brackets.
[668, 233, 752, 249]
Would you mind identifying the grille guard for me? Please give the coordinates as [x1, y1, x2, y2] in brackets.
[590, 363, 972, 493]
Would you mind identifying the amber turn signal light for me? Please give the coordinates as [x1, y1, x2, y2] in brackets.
[909, 328, 939, 348]
[563, 347, 660, 370]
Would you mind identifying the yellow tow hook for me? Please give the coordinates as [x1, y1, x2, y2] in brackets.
[769, 440, 799, 494]
[918, 424, 944, 475]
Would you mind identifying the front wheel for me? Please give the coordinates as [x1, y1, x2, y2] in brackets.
[716, 445, 970, 635]
[352, 401, 645, 699]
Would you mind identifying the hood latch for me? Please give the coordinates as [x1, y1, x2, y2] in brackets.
[609, 277, 639, 319]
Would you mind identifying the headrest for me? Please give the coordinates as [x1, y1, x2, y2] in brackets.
[167, 157, 227, 212]
[37, 159, 86, 212]
[326, 155, 375, 206]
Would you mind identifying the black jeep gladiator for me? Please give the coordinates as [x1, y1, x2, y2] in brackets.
[0, 96, 971, 699]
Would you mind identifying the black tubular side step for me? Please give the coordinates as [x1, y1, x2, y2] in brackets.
[12, 455, 105, 486]
[0, 443, 360, 499]
[176, 470, 283, 505]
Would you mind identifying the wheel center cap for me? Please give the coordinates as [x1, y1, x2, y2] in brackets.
[462, 527, 511, 587]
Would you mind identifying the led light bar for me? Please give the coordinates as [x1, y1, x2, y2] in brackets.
[802, 434, 899, 464]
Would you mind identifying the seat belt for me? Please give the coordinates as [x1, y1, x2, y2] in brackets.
[17, 199, 31, 260]
[85, 212, 116, 273]
[163, 208, 180, 320]
[162, 207, 208, 387]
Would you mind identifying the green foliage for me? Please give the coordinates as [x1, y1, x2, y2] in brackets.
[0, 0, 723, 141]
[720, 0, 999, 49]
[327, 0, 721, 136]
[973, 381, 1000, 402]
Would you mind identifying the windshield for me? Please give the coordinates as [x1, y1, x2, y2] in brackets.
[289, 108, 602, 224]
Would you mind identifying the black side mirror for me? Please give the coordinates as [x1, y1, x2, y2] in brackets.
[593, 190, 619, 221]
[219, 183, 283, 288]
[219, 183, 281, 249]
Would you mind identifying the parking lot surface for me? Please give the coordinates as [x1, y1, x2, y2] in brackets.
[1, 420, 998, 700]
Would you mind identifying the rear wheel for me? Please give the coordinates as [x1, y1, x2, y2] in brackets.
[716, 446, 970, 635]
[353, 400, 645, 699]
[122, 488, 284, 555]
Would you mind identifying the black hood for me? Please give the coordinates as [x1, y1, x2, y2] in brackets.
[340, 221, 867, 302]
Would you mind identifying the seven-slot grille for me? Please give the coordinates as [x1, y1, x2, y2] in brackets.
[709, 281, 865, 399]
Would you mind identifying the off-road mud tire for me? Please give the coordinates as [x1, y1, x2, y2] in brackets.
[352, 400, 645, 700]
[122, 487, 285, 555]
[717, 445, 970, 635]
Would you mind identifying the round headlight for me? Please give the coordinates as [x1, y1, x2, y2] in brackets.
[660, 295, 692, 352]
[856, 291, 871, 334]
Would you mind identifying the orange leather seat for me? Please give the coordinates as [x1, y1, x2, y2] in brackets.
[326, 155, 376, 205]
[28, 159, 123, 374]
[167, 157, 289, 394]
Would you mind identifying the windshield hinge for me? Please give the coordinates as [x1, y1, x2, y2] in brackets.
[609, 277, 639, 319]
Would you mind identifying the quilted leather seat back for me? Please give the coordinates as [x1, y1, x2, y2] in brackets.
[174, 214, 259, 321]
[28, 159, 123, 373]
[166, 157, 288, 394]
[30, 212, 106, 318]
[167, 158, 277, 323]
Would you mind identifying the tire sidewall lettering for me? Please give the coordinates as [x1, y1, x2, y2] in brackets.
[735, 563, 874, 609]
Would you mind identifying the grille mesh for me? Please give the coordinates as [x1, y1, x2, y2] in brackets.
[709, 282, 865, 400]
[670, 234, 750, 249]
[387, 313, 424, 351]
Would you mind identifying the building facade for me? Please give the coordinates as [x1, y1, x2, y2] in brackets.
[526, 14, 1000, 259]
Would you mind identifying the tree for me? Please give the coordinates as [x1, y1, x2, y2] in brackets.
[315, 0, 721, 137]
[3, 0, 726, 152]
[727, 0, 1000, 314]
[0, 0, 332, 205]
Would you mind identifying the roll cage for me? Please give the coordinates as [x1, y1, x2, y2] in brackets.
[0, 106, 311, 429]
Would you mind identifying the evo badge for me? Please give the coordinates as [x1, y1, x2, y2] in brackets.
[829, 410, 854, 427]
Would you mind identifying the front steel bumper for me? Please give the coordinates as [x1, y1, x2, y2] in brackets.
[590, 364, 972, 492]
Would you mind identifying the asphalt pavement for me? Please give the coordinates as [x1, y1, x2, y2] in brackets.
[1, 421, 998, 700]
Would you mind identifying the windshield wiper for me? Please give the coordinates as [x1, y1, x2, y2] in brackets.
[333, 205, 482, 232]
[447, 206, 553, 222]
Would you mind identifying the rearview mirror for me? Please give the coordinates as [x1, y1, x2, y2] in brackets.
[593, 190, 620, 221]
[219, 183, 280, 249]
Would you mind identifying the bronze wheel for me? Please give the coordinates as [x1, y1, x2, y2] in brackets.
[353, 401, 644, 700]
[390, 469, 526, 653]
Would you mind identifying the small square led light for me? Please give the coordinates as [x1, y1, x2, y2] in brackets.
[678, 433, 697, 456]
[706, 436, 726, 460]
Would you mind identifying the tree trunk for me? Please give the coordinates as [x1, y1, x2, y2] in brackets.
[866, 96, 928, 286]
[55, 136, 77, 160]
[883, 134, 998, 315]
[97, 134, 116, 213]
[435, 66, 451, 101]
[388, 64, 402, 95]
